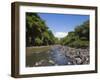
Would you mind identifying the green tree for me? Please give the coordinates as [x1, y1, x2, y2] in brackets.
[26, 13, 56, 46]
[61, 20, 89, 48]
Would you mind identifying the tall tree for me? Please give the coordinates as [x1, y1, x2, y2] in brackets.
[26, 13, 56, 46]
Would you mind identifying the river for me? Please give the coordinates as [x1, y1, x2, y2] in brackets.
[26, 45, 89, 67]
[26, 45, 74, 67]
[49, 45, 72, 65]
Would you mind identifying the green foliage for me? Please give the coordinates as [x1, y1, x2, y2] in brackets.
[68, 39, 89, 48]
[26, 13, 56, 46]
[61, 20, 89, 48]
[75, 20, 89, 40]
[34, 37, 43, 46]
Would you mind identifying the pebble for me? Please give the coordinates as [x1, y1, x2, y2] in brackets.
[64, 46, 89, 65]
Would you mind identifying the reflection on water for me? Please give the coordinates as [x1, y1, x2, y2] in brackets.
[50, 46, 70, 65]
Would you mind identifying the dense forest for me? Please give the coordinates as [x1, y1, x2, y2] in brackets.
[26, 13, 89, 48]
[26, 13, 59, 46]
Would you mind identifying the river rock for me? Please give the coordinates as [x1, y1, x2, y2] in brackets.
[64, 46, 89, 65]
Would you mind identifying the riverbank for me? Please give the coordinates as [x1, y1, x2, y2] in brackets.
[26, 46, 51, 56]
[54, 45, 89, 65]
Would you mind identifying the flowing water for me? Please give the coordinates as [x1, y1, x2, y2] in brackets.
[50, 46, 70, 65]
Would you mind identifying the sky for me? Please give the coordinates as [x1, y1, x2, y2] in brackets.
[38, 13, 89, 38]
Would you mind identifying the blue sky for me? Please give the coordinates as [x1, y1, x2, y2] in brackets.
[38, 13, 89, 38]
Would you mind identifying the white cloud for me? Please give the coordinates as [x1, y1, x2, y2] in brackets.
[54, 32, 68, 38]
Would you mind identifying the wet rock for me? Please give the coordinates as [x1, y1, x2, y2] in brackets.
[75, 57, 82, 64]
[49, 60, 55, 64]
[64, 46, 89, 65]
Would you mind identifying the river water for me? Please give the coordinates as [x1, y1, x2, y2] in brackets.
[50, 46, 71, 65]
[26, 45, 73, 67]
